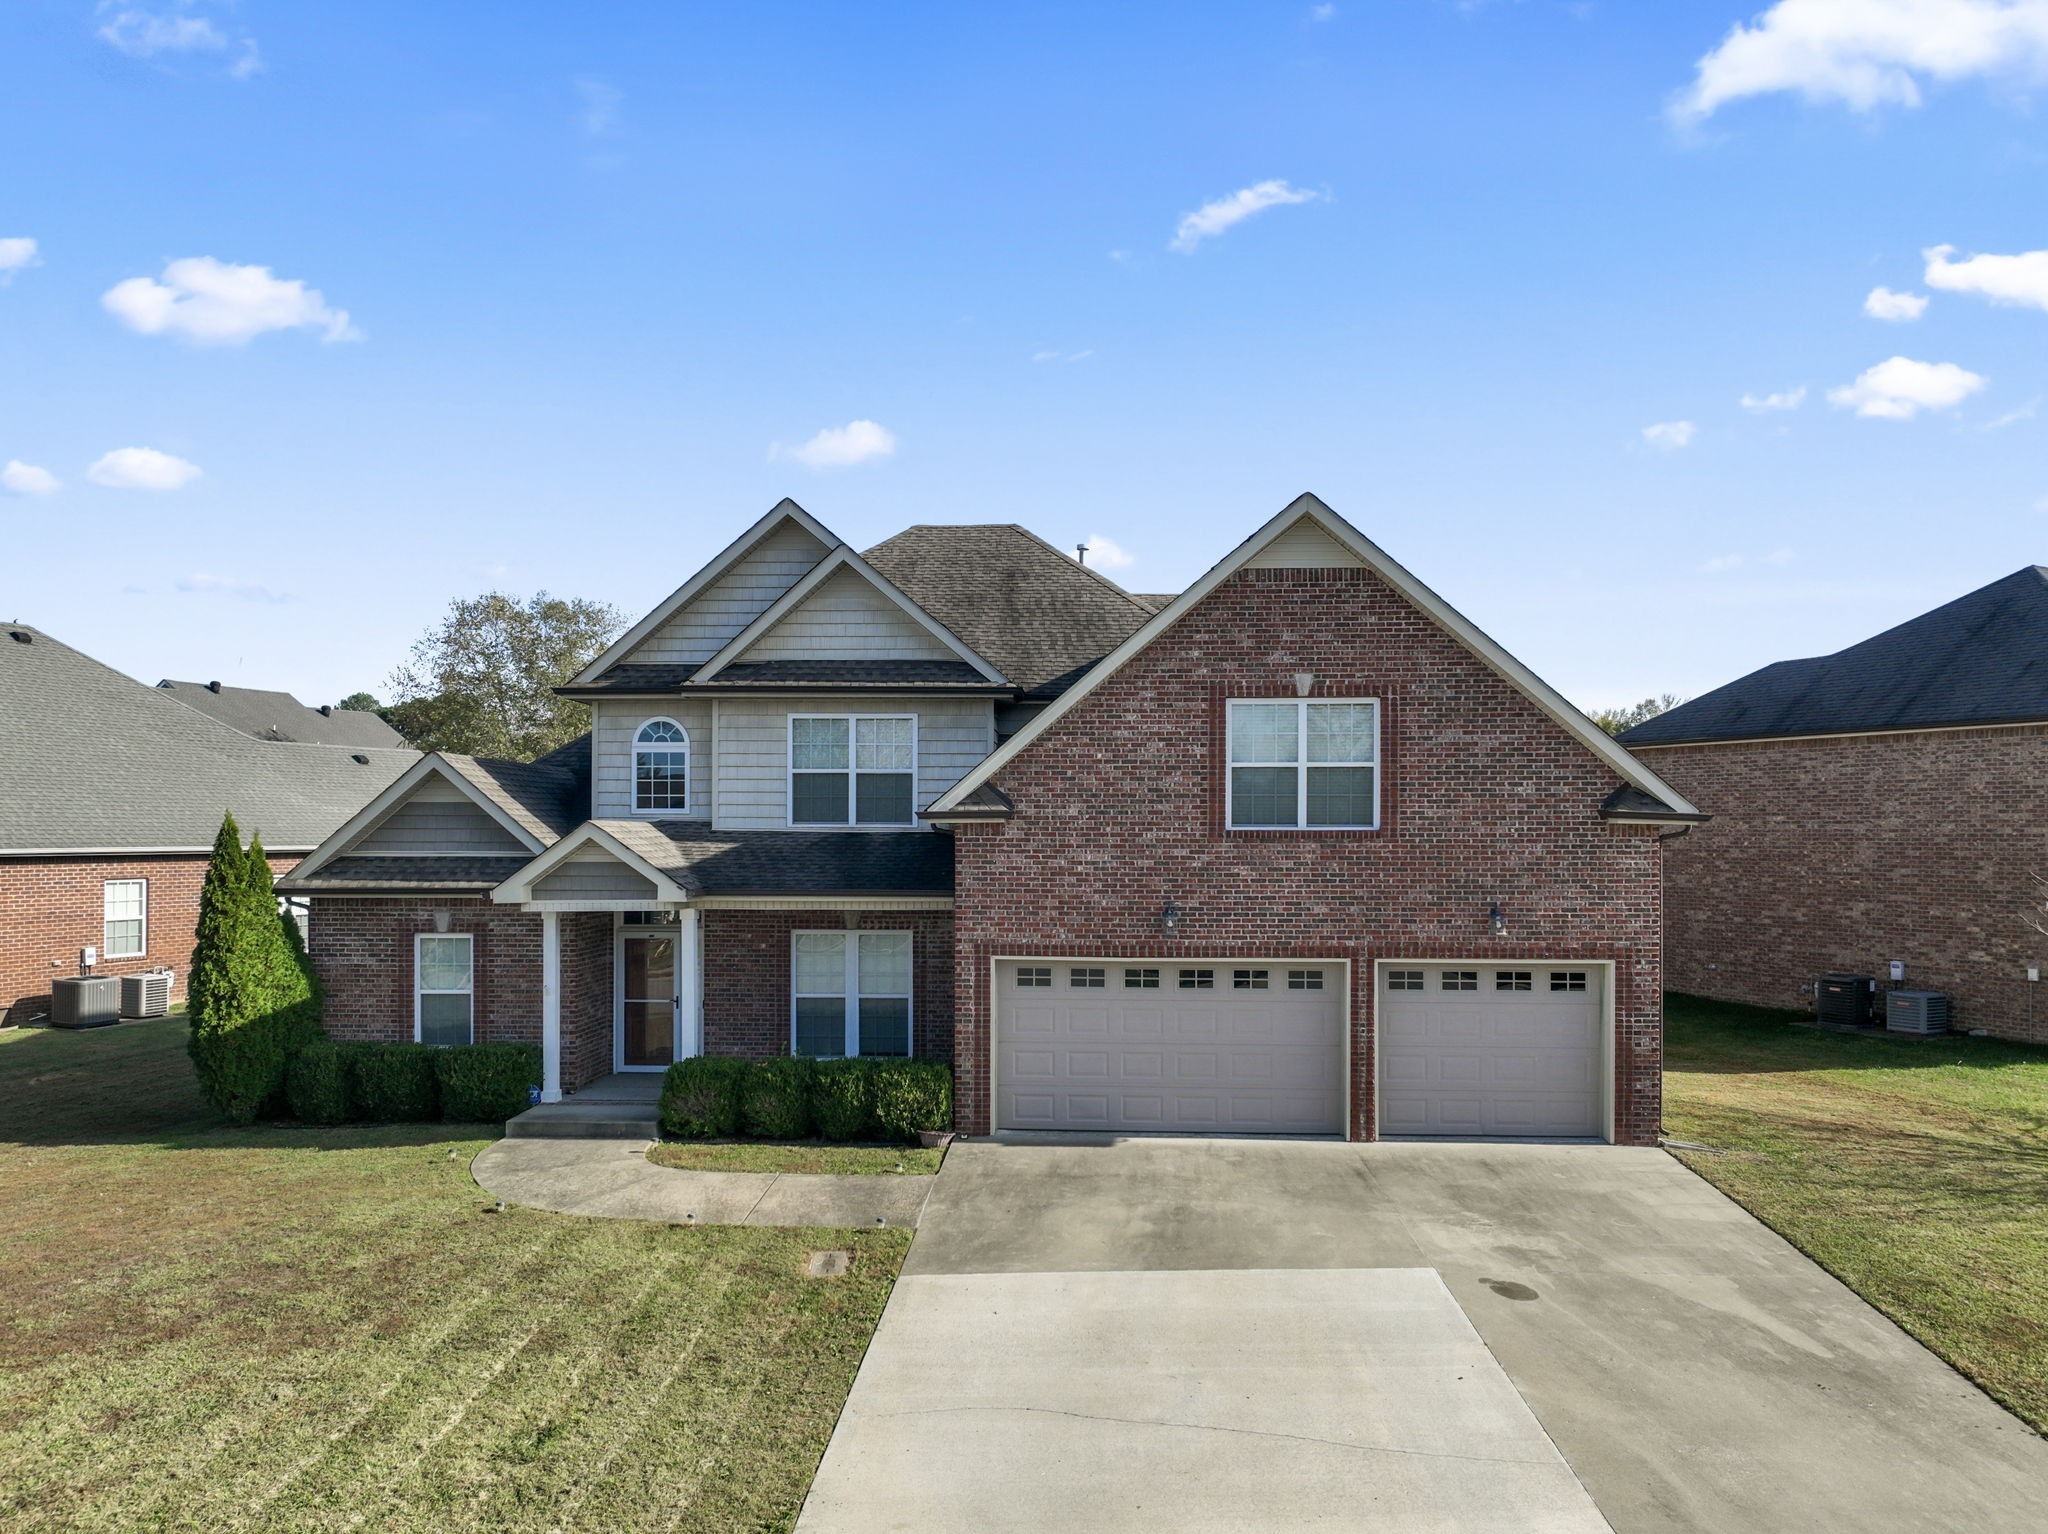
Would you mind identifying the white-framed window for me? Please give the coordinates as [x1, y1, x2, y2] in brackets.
[789, 715, 916, 826]
[791, 930, 913, 1058]
[1226, 698, 1379, 830]
[415, 933, 475, 1047]
[102, 879, 147, 958]
[633, 718, 689, 814]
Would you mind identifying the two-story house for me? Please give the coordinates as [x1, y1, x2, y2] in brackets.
[281, 495, 1701, 1144]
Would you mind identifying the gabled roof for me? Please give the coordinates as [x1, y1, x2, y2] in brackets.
[1622, 566, 2048, 746]
[284, 751, 573, 882]
[493, 820, 954, 903]
[0, 624, 417, 854]
[923, 494, 1703, 822]
[864, 523, 1158, 697]
[157, 679, 405, 748]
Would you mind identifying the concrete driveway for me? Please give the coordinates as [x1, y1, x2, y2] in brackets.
[799, 1137, 2048, 1533]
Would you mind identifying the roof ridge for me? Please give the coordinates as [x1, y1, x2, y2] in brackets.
[998, 523, 1157, 612]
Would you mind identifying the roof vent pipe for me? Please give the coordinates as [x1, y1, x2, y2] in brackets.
[1075, 542, 1088, 566]
[206, 680, 222, 692]
[318, 704, 333, 716]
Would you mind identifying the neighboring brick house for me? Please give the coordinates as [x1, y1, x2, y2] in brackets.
[0, 626, 416, 1024]
[1622, 566, 2048, 1043]
[283, 495, 1701, 1144]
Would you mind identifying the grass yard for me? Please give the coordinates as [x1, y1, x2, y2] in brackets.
[1664, 993, 2048, 1434]
[0, 1018, 908, 1533]
[647, 1142, 943, 1177]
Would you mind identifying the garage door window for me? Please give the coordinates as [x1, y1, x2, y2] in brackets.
[1441, 970, 1478, 991]
[792, 931, 912, 1057]
[1226, 699, 1379, 830]
[1178, 968, 1215, 989]
[1495, 971, 1532, 991]
[1232, 969, 1269, 989]
[1388, 970, 1424, 991]
[1124, 967, 1159, 988]
[1288, 969, 1325, 990]
[1550, 971, 1587, 992]
[1069, 967, 1106, 988]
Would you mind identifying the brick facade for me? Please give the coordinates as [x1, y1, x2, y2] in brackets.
[951, 566, 1667, 1144]
[1637, 725, 2048, 1044]
[700, 908, 955, 1062]
[1, 852, 297, 1026]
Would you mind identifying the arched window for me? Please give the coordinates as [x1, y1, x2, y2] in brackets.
[633, 719, 689, 813]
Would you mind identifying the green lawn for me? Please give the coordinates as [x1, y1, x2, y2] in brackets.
[1664, 994, 2048, 1433]
[648, 1141, 943, 1176]
[0, 1018, 907, 1533]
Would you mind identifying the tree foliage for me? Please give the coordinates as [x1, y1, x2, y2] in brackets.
[187, 815, 325, 1123]
[1592, 693, 1683, 737]
[335, 691, 383, 714]
[385, 590, 624, 761]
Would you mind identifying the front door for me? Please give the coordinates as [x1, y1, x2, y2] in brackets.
[620, 932, 678, 1069]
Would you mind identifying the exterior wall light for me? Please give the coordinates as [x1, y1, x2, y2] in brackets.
[1162, 900, 1182, 936]
[433, 909, 452, 934]
[1488, 903, 1506, 938]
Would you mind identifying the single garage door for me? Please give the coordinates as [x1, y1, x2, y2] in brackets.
[1378, 965, 1605, 1138]
[995, 960, 1346, 1134]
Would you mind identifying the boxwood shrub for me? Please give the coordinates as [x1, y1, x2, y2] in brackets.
[436, 1042, 543, 1122]
[660, 1055, 748, 1139]
[352, 1042, 441, 1122]
[285, 1039, 357, 1125]
[810, 1059, 878, 1141]
[743, 1055, 815, 1140]
[871, 1059, 953, 1142]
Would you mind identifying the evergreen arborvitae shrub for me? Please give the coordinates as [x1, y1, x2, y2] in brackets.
[742, 1056, 816, 1140]
[186, 816, 325, 1123]
[286, 1041, 357, 1124]
[871, 1059, 954, 1142]
[811, 1059, 879, 1141]
[659, 1056, 748, 1139]
[436, 1043, 543, 1122]
[352, 1044, 442, 1122]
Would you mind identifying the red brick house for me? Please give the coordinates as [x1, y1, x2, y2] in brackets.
[1622, 566, 2048, 1043]
[282, 495, 1701, 1144]
[0, 627, 415, 1024]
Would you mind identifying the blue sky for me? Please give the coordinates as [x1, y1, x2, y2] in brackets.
[3, 1, 2045, 712]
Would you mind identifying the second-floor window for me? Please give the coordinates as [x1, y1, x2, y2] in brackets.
[1226, 698, 1379, 830]
[790, 715, 915, 826]
[634, 719, 689, 813]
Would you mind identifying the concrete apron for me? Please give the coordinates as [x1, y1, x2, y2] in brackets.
[800, 1136, 2048, 1534]
[469, 1139, 932, 1228]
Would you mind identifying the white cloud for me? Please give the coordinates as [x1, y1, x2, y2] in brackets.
[1924, 242, 2048, 311]
[0, 237, 39, 283]
[96, 5, 259, 74]
[1311, 3, 1337, 19]
[1982, 397, 2041, 429]
[1864, 285, 1929, 320]
[87, 447, 203, 490]
[1079, 534, 1136, 570]
[1701, 553, 1745, 573]
[1762, 546, 1798, 565]
[1169, 180, 1320, 253]
[1642, 420, 1698, 449]
[176, 573, 290, 603]
[575, 77, 623, 136]
[1108, 249, 1132, 264]
[1740, 385, 1808, 411]
[1828, 355, 1987, 418]
[1032, 347, 1094, 363]
[1, 460, 60, 495]
[1673, 0, 2048, 122]
[102, 257, 360, 346]
[781, 420, 897, 470]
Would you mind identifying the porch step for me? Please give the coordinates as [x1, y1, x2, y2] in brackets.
[505, 1102, 660, 1140]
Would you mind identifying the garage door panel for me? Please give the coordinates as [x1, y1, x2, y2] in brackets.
[997, 960, 1344, 1135]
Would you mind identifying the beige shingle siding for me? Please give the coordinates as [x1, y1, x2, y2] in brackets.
[741, 566, 961, 663]
[345, 779, 530, 854]
[712, 695, 996, 830]
[1245, 516, 1365, 570]
[589, 700, 713, 819]
[628, 520, 829, 667]
[529, 842, 660, 901]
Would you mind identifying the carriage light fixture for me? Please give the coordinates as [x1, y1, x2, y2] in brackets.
[1488, 902, 1507, 938]
[1162, 900, 1183, 936]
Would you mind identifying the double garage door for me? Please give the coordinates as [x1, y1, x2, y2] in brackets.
[993, 958, 1606, 1139]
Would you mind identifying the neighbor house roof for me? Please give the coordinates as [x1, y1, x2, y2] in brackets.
[0, 625, 417, 854]
[862, 524, 1159, 698]
[1622, 566, 2048, 747]
[156, 678, 405, 748]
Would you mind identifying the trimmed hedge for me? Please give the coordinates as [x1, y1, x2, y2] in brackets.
[437, 1042, 543, 1122]
[286, 1040, 357, 1125]
[872, 1059, 954, 1142]
[810, 1059, 878, 1141]
[353, 1043, 441, 1122]
[660, 1055, 748, 1139]
[743, 1056, 815, 1139]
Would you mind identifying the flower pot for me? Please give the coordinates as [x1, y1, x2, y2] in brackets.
[917, 1129, 955, 1150]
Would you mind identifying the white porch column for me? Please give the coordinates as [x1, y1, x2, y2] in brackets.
[540, 910, 563, 1102]
[678, 907, 703, 1059]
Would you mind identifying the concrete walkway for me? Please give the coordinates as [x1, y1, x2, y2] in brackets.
[470, 1138, 933, 1228]
[800, 1136, 2048, 1534]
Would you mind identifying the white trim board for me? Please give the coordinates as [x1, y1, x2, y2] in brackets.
[926, 493, 1702, 821]
[289, 755, 549, 880]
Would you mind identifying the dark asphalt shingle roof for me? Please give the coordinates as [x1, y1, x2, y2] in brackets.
[595, 820, 954, 896]
[156, 679, 405, 748]
[862, 525, 1157, 698]
[440, 754, 586, 842]
[1622, 566, 2048, 746]
[281, 855, 534, 892]
[564, 663, 702, 694]
[1600, 785, 1707, 823]
[1, 625, 417, 852]
[695, 660, 1000, 688]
